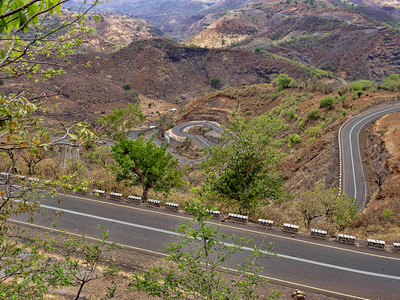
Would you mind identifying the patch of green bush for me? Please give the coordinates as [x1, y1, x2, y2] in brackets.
[122, 82, 132, 90]
[383, 74, 400, 91]
[350, 80, 373, 91]
[319, 96, 334, 109]
[307, 109, 319, 120]
[125, 89, 139, 99]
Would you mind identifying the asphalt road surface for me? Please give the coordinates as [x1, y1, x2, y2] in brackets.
[11, 193, 400, 300]
[340, 103, 400, 210]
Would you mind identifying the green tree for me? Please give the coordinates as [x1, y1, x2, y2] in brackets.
[111, 137, 182, 201]
[383, 74, 400, 91]
[130, 202, 281, 300]
[210, 77, 222, 89]
[350, 80, 373, 91]
[202, 113, 286, 214]
[297, 186, 357, 230]
[97, 103, 145, 140]
[273, 73, 293, 91]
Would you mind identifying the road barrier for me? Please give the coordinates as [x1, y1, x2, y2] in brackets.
[310, 228, 328, 239]
[14, 175, 25, 182]
[367, 239, 385, 250]
[258, 219, 274, 228]
[128, 195, 142, 204]
[338, 233, 356, 245]
[393, 242, 400, 252]
[110, 192, 123, 201]
[93, 189, 106, 198]
[0, 172, 9, 180]
[165, 202, 179, 212]
[206, 209, 220, 219]
[228, 213, 248, 223]
[283, 223, 299, 233]
[147, 199, 161, 208]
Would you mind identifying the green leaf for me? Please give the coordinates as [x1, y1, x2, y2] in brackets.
[0, 50, 5, 59]
[55, 3, 61, 15]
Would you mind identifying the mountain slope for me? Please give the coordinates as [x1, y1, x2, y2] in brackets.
[185, 0, 400, 81]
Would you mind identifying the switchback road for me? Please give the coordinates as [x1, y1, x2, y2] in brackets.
[11, 193, 400, 299]
[339, 103, 400, 210]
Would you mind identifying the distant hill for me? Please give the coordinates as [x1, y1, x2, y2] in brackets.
[3, 38, 333, 121]
[65, 0, 259, 39]
[185, 0, 400, 81]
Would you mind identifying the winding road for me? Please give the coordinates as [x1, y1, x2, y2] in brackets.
[339, 103, 400, 210]
[137, 121, 222, 164]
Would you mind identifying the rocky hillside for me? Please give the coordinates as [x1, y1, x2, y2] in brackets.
[65, 0, 259, 39]
[4, 38, 331, 122]
[185, 0, 400, 81]
[40, 11, 163, 53]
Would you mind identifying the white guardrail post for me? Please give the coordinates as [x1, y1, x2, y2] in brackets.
[367, 239, 385, 250]
[109, 192, 123, 201]
[165, 202, 179, 212]
[258, 219, 274, 229]
[283, 223, 299, 233]
[147, 199, 161, 208]
[93, 189, 106, 198]
[310, 228, 328, 239]
[338, 233, 356, 245]
[228, 213, 248, 223]
[128, 195, 142, 204]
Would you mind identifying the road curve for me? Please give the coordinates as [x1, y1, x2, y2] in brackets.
[151, 121, 222, 164]
[340, 103, 400, 210]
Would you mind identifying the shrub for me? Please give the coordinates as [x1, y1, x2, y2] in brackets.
[289, 134, 301, 144]
[274, 73, 293, 90]
[286, 108, 296, 120]
[383, 209, 393, 219]
[307, 109, 319, 120]
[350, 80, 373, 91]
[125, 89, 139, 99]
[319, 97, 334, 109]
[383, 74, 400, 91]
[122, 83, 132, 90]
[210, 77, 222, 89]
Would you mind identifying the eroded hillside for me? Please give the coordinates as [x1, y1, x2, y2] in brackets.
[3, 38, 329, 122]
[185, 0, 400, 81]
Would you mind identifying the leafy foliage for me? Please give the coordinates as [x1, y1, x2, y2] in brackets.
[202, 113, 286, 214]
[0, 226, 119, 299]
[97, 103, 145, 140]
[130, 202, 280, 300]
[111, 137, 182, 200]
[210, 77, 222, 89]
[273, 73, 293, 91]
[319, 96, 335, 109]
[297, 186, 357, 230]
[350, 80, 373, 91]
[383, 74, 400, 91]
[0, 0, 99, 80]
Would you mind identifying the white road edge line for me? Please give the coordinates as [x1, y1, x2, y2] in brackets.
[345, 106, 400, 201]
[37, 203, 400, 281]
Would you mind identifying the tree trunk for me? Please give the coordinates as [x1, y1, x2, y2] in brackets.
[141, 186, 149, 202]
